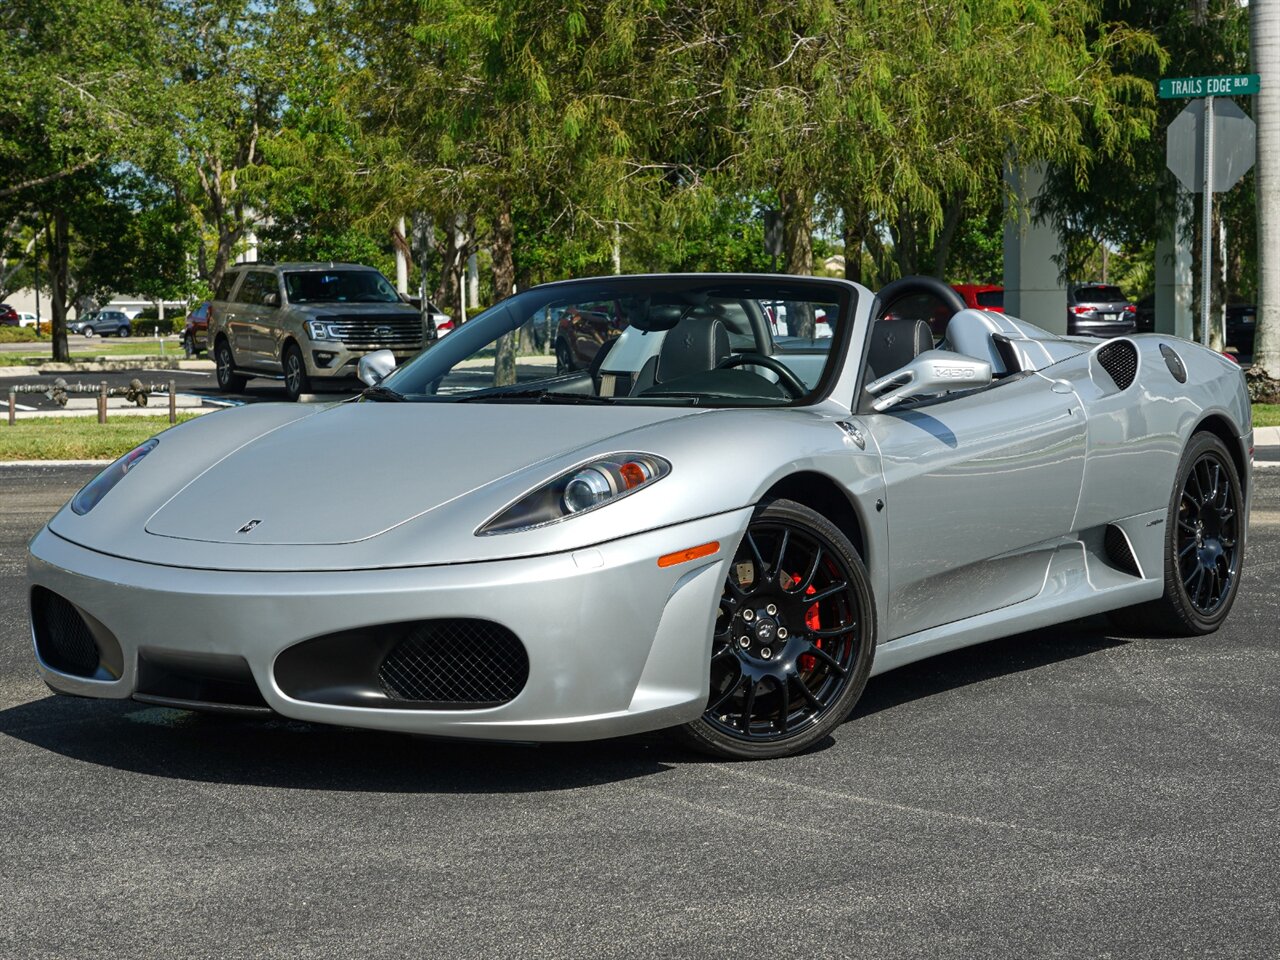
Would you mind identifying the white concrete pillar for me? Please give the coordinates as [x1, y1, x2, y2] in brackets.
[467, 253, 479, 307]
[1155, 191, 1194, 339]
[1003, 164, 1067, 333]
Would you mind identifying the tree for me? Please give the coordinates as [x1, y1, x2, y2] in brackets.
[1254, 1, 1280, 380]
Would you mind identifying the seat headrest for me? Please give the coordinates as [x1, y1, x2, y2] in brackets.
[865, 317, 933, 381]
[656, 314, 730, 383]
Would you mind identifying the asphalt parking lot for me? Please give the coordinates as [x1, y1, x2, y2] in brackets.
[0, 466, 1277, 959]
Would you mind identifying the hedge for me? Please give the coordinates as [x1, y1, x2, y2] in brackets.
[0, 326, 42, 343]
[130, 316, 184, 336]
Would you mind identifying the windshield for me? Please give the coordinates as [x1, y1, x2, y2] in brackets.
[284, 270, 400, 304]
[376, 276, 854, 407]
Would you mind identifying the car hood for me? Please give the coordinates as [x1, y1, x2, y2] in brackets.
[143, 403, 695, 546]
[48, 400, 779, 571]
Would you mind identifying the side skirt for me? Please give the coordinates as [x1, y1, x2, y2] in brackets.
[868, 539, 1164, 678]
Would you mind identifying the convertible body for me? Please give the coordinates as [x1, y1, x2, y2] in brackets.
[28, 274, 1252, 758]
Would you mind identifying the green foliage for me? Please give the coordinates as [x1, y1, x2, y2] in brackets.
[0, 326, 41, 343]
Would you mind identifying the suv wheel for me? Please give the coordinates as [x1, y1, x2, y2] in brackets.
[282, 342, 310, 402]
[215, 339, 247, 392]
[118, 325, 130, 338]
[555, 338, 575, 375]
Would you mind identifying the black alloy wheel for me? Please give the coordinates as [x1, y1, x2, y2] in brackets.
[214, 338, 247, 393]
[282, 342, 310, 402]
[1109, 432, 1244, 637]
[681, 498, 875, 760]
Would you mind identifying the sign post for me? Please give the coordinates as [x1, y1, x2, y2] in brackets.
[1162, 73, 1259, 346]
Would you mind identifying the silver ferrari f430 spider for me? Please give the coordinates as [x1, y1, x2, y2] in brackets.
[27, 274, 1252, 759]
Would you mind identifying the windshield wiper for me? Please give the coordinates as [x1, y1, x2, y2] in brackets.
[361, 384, 407, 402]
[456, 388, 614, 404]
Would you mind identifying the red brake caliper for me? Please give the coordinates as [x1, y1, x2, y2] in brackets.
[793, 574, 821, 672]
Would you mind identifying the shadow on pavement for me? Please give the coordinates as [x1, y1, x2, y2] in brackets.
[0, 619, 1128, 791]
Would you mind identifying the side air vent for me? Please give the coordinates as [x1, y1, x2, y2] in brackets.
[1103, 524, 1142, 578]
[1096, 340, 1138, 391]
[1159, 343, 1187, 383]
[29, 587, 122, 679]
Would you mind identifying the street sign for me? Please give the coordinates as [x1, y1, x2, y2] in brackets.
[1159, 73, 1260, 99]
[1167, 98, 1256, 193]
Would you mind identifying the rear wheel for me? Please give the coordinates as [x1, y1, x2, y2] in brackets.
[1108, 432, 1244, 637]
[118, 325, 131, 337]
[681, 498, 875, 760]
[555, 339, 575, 375]
[282, 342, 310, 402]
[214, 338, 247, 392]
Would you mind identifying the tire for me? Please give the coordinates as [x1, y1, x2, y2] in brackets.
[1108, 432, 1244, 637]
[555, 339, 575, 375]
[214, 338, 247, 393]
[282, 342, 310, 402]
[182, 334, 195, 358]
[118, 325, 130, 338]
[82, 328, 94, 338]
[680, 498, 876, 760]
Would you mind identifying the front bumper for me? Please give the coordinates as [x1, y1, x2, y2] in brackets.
[27, 509, 750, 741]
[306, 341, 422, 380]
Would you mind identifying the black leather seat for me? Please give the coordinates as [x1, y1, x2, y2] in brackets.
[631, 312, 731, 394]
[865, 317, 933, 381]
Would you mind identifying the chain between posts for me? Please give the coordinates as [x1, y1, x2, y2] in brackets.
[4, 378, 182, 425]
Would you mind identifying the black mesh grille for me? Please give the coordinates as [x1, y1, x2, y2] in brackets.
[1097, 340, 1138, 390]
[377, 620, 528, 707]
[31, 587, 100, 677]
[1159, 343, 1187, 383]
[1104, 524, 1142, 577]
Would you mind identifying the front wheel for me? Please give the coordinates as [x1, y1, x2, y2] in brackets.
[1108, 432, 1244, 637]
[282, 342, 310, 402]
[681, 498, 876, 760]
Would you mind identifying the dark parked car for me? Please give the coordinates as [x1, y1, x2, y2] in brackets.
[1133, 293, 1155, 333]
[69, 309, 133, 337]
[0, 304, 19, 326]
[1067, 283, 1136, 338]
[952, 283, 1004, 313]
[1226, 301, 1256, 356]
[182, 302, 210, 356]
[554, 300, 628, 372]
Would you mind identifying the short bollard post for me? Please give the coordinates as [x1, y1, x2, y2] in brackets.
[168, 379, 176, 424]
[98, 382, 108, 424]
[7, 390, 14, 426]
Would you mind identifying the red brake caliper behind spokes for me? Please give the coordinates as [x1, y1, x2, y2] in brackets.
[793, 574, 821, 672]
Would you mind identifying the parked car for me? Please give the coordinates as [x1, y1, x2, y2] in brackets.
[404, 296, 453, 341]
[1067, 284, 1136, 338]
[554, 299, 628, 372]
[27, 273, 1252, 760]
[952, 283, 1004, 313]
[0, 304, 19, 326]
[208, 262, 428, 401]
[1133, 293, 1155, 333]
[1226, 301, 1256, 356]
[182, 302, 210, 356]
[69, 309, 133, 337]
[18, 312, 40, 327]
[762, 302, 835, 340]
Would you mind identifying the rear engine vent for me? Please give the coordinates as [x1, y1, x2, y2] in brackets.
[31, 587, 101, 678]
[1103, 524, 1142, 578]
[378, 620, 528, 707]
[1159, 343, 1187, 383]
[1097, 340, 1138, 390]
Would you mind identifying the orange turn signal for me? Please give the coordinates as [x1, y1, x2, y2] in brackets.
[657, 541, 720, 568]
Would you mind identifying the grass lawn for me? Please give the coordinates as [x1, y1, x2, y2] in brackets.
[6, 342, 180, 361]
[0, 414, 199, 461]
[1254, 404, 1280, 428]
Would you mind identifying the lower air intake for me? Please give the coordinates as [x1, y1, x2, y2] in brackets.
[1097, 339, 1138, 391]
[1104, 524, 1142, 578]
[31, 587, 101, 678]
[378, 620, 528, 707]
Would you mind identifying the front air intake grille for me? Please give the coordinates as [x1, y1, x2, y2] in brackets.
[1104, 524, 1142, 577]
[330, 314, 424, 347]
[377, 620, 528, 707]
[1097, 340, 1138, 390]
[31, 587, 100, 677]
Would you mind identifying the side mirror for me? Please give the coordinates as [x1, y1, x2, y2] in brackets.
[865, 349, 992, 412]
[263, 292, 280, 307]
[357, 349, 397, 386]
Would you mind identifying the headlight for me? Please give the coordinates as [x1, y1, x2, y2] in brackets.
[70, 438, 159, 515]
[479, 453, 670, 534]
[305, 318, 344, 341]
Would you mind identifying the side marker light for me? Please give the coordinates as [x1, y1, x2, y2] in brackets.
[657, 541, 720, 568]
